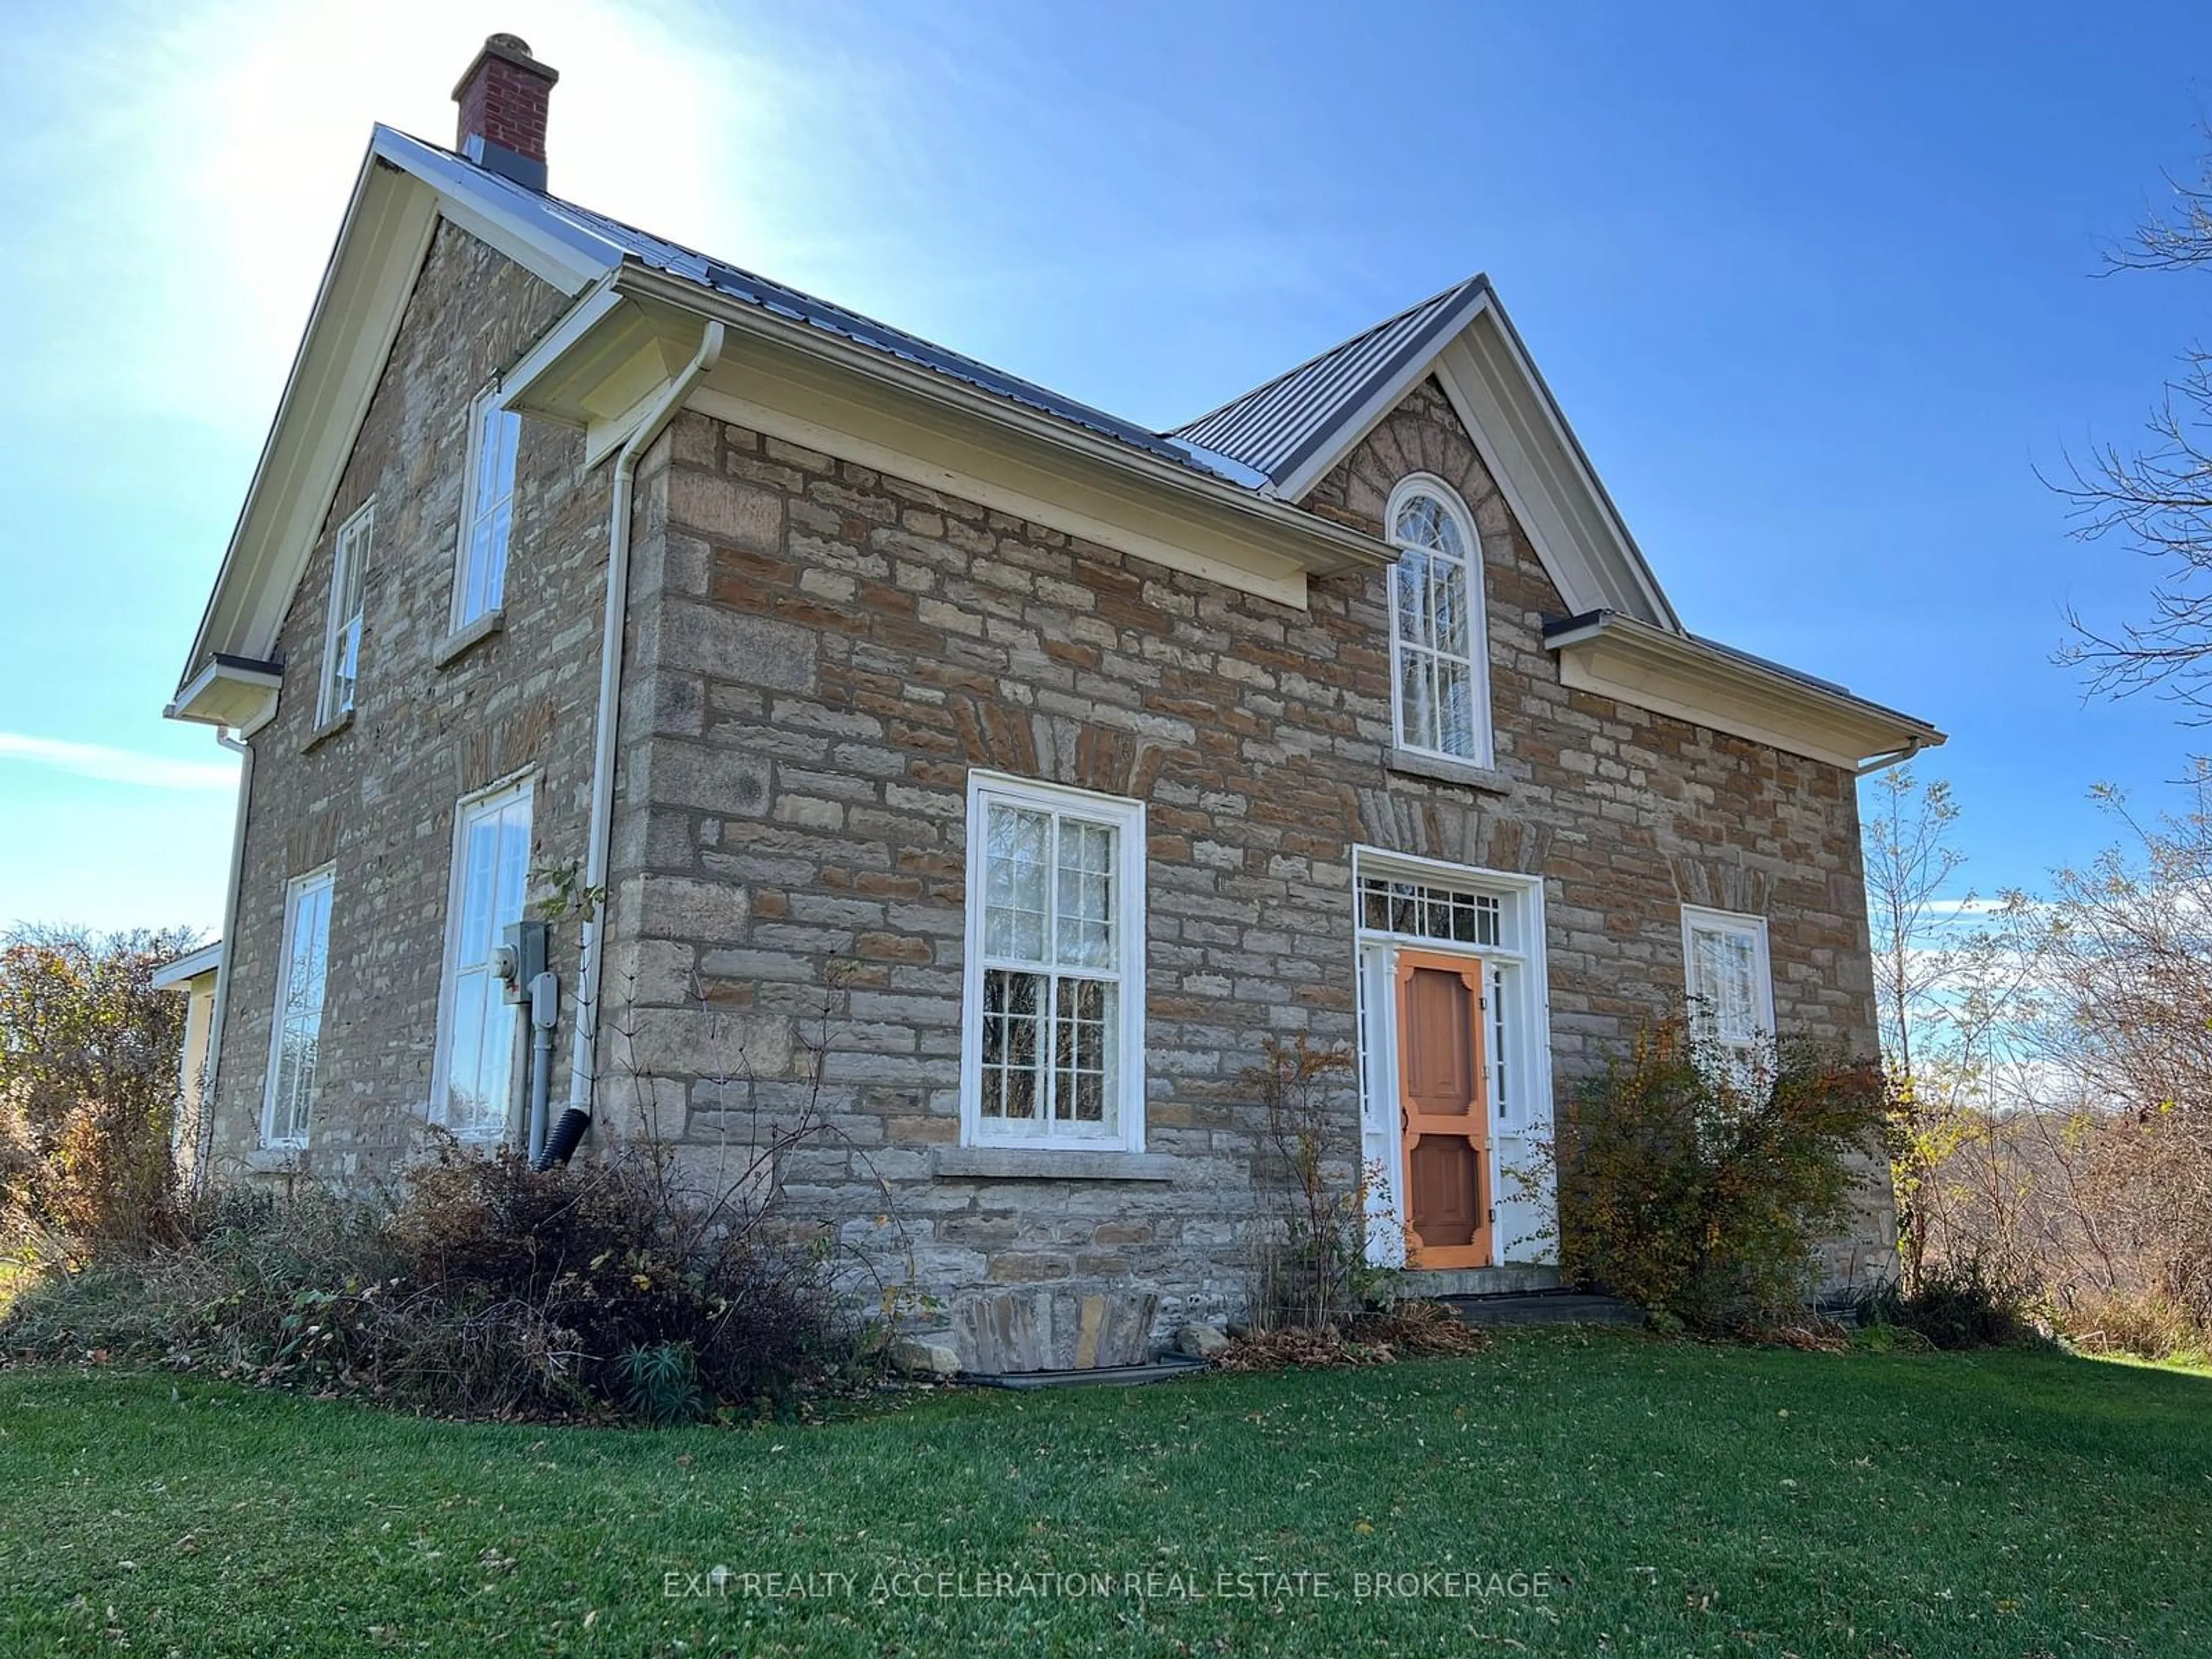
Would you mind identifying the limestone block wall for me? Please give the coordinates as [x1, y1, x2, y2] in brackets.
[589, 382, 1892, 1329]
[204, 224, 612, 1180]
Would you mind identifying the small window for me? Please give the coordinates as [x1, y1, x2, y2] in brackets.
[318, 502, 373, 724]
[454, 388, 520, 627]
[1387, 477, 1492, 764]
[434, 779, 534, 1139]
[961, 772, 1146, 1151]
[1681, 906, 1775, 1074]
[1357, 872, 1502, 947]
[263, 868, 334, 1147]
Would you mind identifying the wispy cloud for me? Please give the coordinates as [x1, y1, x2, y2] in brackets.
[0, 733, 238, 793]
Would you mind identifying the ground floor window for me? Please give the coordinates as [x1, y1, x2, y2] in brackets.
[960, 771, 1146, 1152]
[262, 866, 334, 1148]
[434, 777, 533, 1141]
[1680, 904, 1774, 1082]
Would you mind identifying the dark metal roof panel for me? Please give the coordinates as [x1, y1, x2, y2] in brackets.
[388, 128, 1224, 476]
[1169, 277, 1487, 484]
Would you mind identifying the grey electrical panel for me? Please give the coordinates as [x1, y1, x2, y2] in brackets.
[501, 920, 549, 1005]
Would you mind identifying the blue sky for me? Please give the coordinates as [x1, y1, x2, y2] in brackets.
[3, 0, 2209, 935]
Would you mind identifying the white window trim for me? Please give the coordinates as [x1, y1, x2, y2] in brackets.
[1679, 904, 1776, 1058]
[959, 770, 1147, 1154]
[430, 772, 536, 1142]
[317, 500, 374, 726]
[261, 865, 335, 1150]
[1351, 847, 1554, 1268]
[451, 385, 518, 631]
[1385, 473, 1495, 769]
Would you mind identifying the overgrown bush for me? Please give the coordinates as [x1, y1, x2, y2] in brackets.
[1, 1145, 861, 1422]
[2061, 1287, 2209, 1363]
[0, 926, 198, 1263]
[1241, 1033, 1392, 1330]
[1855, 1257, 2036, 1350]
[1550, 1017, 1888, 1330]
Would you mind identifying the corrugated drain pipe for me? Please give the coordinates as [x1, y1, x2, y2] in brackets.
[539, 318, 726, 1170]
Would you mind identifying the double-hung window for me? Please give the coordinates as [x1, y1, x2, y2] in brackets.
[318, 501, 373, 724]
[454, 387, 520, 627]
[263, 867, 334, 1147]
[1387, 476, 1492, 764]
[961, 772, 1146, 1151]
[434, 779, 533, 1140]
[1681, 906, 1775, 1081]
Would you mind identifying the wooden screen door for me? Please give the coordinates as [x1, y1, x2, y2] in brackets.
[1394, 950, 1491, 1269]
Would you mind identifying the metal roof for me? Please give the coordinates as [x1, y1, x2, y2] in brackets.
[385, 128, 1247, 482]
[387, 128, 1507, 500]
[1169, 276, 1490, 486]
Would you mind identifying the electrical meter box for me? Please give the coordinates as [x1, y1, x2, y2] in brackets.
[499, 921, 549, 1005]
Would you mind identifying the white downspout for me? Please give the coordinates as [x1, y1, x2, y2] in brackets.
[193, 727, 255, 1192]
[548, 319, 725, 1163]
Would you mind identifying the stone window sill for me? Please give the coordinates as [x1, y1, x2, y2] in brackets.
[300, 707, 353, 753]
[244, 1146, 307, 1173]
[931, 1145, 1178, 1183]
[1387, 746, 1513, 795]
[431, 608, 504, 669]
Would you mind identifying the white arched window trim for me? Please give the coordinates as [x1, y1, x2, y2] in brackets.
[1385, 474, 1494, 768]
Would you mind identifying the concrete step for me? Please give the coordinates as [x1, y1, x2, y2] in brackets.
[1397, 1264, 1562, 1298]
[1437, 1291, 1643, 1328]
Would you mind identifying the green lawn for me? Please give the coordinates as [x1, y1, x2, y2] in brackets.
[0, 1334, 2205, 1657]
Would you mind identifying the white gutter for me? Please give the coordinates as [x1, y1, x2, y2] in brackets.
[555, 319, 726, 1150]
[1543, 609, 1946, 769]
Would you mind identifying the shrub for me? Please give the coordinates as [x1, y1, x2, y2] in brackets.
[1240, 1033, 1392, 1331]
[616, 1341, 709, 1425]
[1551, 1017, 1888, 1330]
[0, 926, 198, 1263]
[1855, 1257, 2035, 1350]
[1, 1145, 859, 1421]
[2061, 1287, 2208, 1362]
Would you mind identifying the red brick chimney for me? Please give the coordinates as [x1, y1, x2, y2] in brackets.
[452, 33, 558, 191]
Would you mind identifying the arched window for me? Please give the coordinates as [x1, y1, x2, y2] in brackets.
[1386, 476, 1492, 764]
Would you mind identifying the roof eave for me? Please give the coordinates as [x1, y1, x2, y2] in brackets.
[151, 941, 225, 990]
[163, 653, 284, 734]
[1201, 282, 1680, 633]
[171, 128, 623, 703]
[1543, 611, 1945, 772]
[1266, 278, 1496, 498]
[546, 261, 1398, 580]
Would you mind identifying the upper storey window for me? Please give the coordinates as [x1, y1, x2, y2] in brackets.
[317, 501, 373, 725]
[455, 387, 520, 627]
[1387, 477, 1493, 766]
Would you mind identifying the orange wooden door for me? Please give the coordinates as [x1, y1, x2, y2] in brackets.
[1395, 950, 1490, 1269]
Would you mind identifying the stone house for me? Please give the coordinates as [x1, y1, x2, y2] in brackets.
[165, 36, 1941, 1359]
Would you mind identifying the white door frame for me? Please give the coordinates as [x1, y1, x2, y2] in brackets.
[1351, 847, 1556, 1269]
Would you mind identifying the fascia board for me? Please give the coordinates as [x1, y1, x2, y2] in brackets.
[1268, 280, 1498, 501]
[164, 657, 282, 731]
[1476, 291, 1680, 631]
[176, 151, 437, 690]
[174, 132, 626, 697]
[1550, 614, 1945, 769]
[368, 126, 619, 295]
[1268, 284, 1684, 635]
[151, 942, 225, 990]
[612, 265, 1395, 591]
